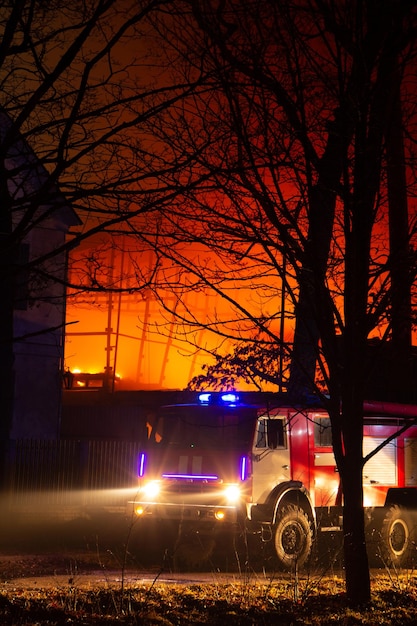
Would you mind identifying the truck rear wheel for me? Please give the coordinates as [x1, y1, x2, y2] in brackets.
[381, 505, 417, 567]
[274, 504, 313, 569]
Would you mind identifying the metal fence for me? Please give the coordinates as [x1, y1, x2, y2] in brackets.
[5, 439, 143, 514]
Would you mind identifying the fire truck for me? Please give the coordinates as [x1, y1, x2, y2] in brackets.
[131, 392, 417, 568]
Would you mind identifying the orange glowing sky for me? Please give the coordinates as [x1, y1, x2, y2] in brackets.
[64, 238, 290, 391]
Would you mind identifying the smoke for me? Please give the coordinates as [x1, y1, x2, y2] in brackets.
[0, 487, 141, 552]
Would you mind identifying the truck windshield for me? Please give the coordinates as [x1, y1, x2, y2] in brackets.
[147, 406, 256, 449]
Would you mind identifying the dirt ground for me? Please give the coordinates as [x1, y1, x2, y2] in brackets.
[0, 501, 349, 589]
[0, 509, 254, 583]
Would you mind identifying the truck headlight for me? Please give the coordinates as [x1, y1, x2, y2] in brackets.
[142, 480, 161, 499]
[223, 484, 241, 504]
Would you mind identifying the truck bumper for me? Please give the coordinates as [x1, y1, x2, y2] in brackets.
[130, 500, 238, 524]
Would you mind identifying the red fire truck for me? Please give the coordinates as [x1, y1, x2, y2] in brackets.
[131, 392, 417, 568]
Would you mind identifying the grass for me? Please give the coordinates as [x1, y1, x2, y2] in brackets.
[1, 569, 417, 625]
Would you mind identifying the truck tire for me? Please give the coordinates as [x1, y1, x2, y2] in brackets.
[381, 505, 417, 567]
[274, 504, 313, 569]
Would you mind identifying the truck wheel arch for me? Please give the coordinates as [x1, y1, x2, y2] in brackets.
[266, 482, 316, 569]
[270, 482, 316, 528]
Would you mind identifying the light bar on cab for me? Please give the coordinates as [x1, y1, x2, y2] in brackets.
[198, 391, 240, 406]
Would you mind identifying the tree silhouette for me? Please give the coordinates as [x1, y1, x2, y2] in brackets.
[0, 1, 207, 450]
[134, 0, 417, 604]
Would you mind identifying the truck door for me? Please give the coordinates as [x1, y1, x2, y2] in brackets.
[251, 415, 291, 503]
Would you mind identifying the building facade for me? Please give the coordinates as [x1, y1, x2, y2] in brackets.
[1, 109, 80, 439]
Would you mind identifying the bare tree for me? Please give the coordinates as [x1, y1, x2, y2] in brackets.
[0, 1, 208, 451]
[130, 0, 417, 604]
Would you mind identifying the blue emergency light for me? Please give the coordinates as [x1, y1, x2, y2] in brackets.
[220, 392, 239, 405]
[198, 392, 240, 406]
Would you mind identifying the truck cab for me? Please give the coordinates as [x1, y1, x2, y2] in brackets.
[133, 393, 258, 525]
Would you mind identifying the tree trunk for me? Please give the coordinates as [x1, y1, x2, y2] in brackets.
[342, 458, 370, 605]
[339, 397, 371, 605]
[288, 107, 351, 399]
[386, 65, 412, 400]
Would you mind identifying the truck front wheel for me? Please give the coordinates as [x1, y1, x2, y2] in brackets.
[381, 506, 417, 567]
[274, 504, 313, 569]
